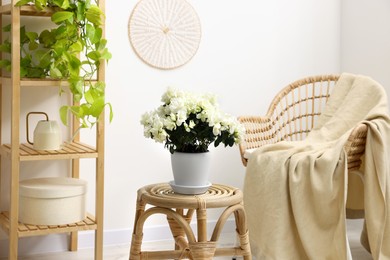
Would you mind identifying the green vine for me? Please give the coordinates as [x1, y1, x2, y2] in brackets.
[0, 0, 113, 129]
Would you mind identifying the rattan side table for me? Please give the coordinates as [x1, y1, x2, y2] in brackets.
[129, 183, 251, 260]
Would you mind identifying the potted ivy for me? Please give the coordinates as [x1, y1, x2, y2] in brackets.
[140, 87, 245, 194]
[0, 0, 112, 130]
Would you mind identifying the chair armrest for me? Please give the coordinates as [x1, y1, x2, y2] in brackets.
[344, 123, 368, 171]
[239, 117, 368, 169]
[238, 115, 273, 166]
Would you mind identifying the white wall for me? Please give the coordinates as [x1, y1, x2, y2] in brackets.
[341, 0, 390, 96]
[0, 0, 341, 256]
[105, 0, 340, 228]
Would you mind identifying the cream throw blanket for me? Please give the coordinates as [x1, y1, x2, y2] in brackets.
[244, 73, 390, 259]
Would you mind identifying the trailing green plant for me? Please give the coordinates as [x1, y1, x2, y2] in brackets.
[0, 0, 112, 129]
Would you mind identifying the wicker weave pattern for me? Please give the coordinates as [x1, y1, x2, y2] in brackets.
[238, 75, 368, 169]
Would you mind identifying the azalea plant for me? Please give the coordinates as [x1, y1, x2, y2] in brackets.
[141, 87, 245, 154]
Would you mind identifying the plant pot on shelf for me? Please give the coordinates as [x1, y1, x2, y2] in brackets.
[169, 151, 212, 195]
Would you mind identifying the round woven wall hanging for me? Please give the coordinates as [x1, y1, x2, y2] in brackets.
[128, 0, 201, 70]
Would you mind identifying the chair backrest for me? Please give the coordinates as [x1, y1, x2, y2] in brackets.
[238, 75, 340, 164]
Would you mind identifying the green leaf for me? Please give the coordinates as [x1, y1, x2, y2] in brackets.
[89, 97, 105, 117]
[100, 48, 112, 60]
[2, 24, 11, 32]
[35, 49, 51, 68]
[68, 75, 83, 85]
[214, 137, 221, 147]
[15, 0, 31, 7]
[52, 0, 70, 9]
[28, 41, 39, 50]
[74, 104, 85, 117]
[68, 54, 81, 76]
[85, 23, 95, 41]
[94, 81, 105, 94]
[73, 93, 82, 102]
[84, 89, 94, 104]
[51, 11, 73, 24]
[97, 38, 106, 50]
[39, 29, 55, 47]
[20, 56, 31, 67]
[20, 26, 28, 44]
[0, 43, 11, 53]
[69, 40, 83, 53]
[76, 1, 86, 20]
[86, 50, 100, 61]
[90, 27, 102, 44]
[20, 66, 28, 77]
[26, 32, 38, 42]
[50, 67, 62, 78]
[74, 82, 83, 95]
[93, 28, 102, 44]
[86, 5, 103, 26]
[26, 67, 46, 78]
[65, 23, 78, 39]
[52, 39, 67, 55]
[0, 59, 11, 68]
[53, 25, 67, 40]
[107, 102, 113, 122]
[59, 105, 69, 126]
[34, 0, 47, 11]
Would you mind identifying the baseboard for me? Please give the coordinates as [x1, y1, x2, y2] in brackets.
[0, 219, 236, 257]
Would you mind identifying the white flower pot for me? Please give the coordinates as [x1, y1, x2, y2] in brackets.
[170, 151, 211, 194]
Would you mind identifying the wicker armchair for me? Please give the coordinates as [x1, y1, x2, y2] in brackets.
[238, 75, 367, 171]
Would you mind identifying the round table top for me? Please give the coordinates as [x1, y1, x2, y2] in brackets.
[138, 183, 243, 209]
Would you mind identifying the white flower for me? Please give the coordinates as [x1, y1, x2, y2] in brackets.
[161, 87, 182, 104]
[203, 92, 218, 106]
[163, 117, 176, 131]
[184, 122, 191, 132]
[188, 120, 196, 129]
[176, 110, 187, 126]
[212, 123, 222, 136]
[167, 97, 186, 114]
[140, 112, 165, 143]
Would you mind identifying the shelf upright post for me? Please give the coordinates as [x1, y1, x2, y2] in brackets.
[69, 19, 81, 253]
[69, 101, 80, 251]
[9, 0, 21, 259]
[0, 0, 3, 230]
[95, 0, 105, 259]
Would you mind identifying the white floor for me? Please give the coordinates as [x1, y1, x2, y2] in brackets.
[1, 219, 372, 260]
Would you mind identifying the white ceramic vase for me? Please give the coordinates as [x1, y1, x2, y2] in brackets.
[170, 151, 211, 194]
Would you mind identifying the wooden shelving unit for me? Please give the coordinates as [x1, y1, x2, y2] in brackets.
[0, 1, 106, 259]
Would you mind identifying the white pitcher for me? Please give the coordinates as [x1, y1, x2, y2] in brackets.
[27, 112, 62, 150]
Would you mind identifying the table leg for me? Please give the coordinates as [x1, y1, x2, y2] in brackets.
[189, 197, 216, 260]
[129, 196, 146, 260]
[197, 206, 207, 242]
[168, 209, 194, 251]
[234, 205, 252, 260]
[210, 204, 252, 260]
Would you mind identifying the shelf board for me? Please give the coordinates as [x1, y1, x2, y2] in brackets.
[1, 77, 70, 87]
[0, 3, 57, 16]
[1, 77, 98, 88]
[0, 211, 97, 237]
[1, 141, 98, 161]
